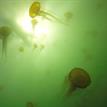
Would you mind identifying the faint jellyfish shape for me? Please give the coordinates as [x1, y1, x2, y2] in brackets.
[0, 85, 4, 91]
[0, 26, 12, 57]
[27, 102, 34, 107]
[33, 43, 38, 49]
[96, 2, 104, 10]
[86, 29, 98, 38]
[40, 44, 45, 50]
[82, 48, 93, 62]
[64, 11, 73, 22]
[18, 46, 24, 52]
[66, 68, 91, 96]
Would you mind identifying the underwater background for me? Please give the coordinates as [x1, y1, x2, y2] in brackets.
[0, 0, 107, 107]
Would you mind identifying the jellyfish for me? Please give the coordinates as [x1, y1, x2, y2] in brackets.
[18, 46, 24, 52]
[29, 1, 41, 18]
[66, 68, 91, 96]
[0, 85, 4, 91]
[29, 1, 67, 26]
[33, 43, 38, 49]
[0, 26, 12, 57]
[26, 102, 34, 107]
[82, 48, 93, 62]
[64, 11, 73, 22]
[40, 44, 45, 50]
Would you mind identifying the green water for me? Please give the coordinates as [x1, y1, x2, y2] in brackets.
[0, 0, 107, 107]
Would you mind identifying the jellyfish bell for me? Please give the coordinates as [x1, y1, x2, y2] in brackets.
[66, 68, 91, 96]
[0, 26, 12, 57]
[29, 1, 41, 18]
[0, 26, 12, 38]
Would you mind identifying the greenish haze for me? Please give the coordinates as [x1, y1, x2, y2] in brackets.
[0, 0, 107, 107]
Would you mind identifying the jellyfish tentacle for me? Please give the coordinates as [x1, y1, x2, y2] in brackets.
[39, 10, 68, 25]
[66, 85, 76, 97]
[0, 26, 12, 58]
[2, 37, 8, 57]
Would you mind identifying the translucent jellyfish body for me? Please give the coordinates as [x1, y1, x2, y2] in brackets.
[0, 26, 12, 56]
[66, 68, 91, 96]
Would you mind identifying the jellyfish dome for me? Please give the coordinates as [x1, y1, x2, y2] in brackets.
[0, 26, 12, 38]
[68, 68, 91, 89]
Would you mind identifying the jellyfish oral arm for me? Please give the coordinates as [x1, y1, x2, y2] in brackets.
[39, 10, 67, 25]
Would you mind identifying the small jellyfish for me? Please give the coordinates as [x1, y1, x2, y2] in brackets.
[66, 68, 91, 96]
[33, 43, 38, 49]
[86, 30, 98, 38]
[96, 1, 105, 10]
[64, 11, 73, 22]
[82, 48, 93, 62]
[0, 26, 12, 57]
[18, 46, 24, 52]
[26, 102, 34, 107]
[0, 85, 4, 91]
[29, 1, 67, 26]
[40, 44, 45, 50]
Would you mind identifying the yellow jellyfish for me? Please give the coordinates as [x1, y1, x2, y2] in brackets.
[29, 1, 41, 18]
[0, 26, 12, 57]
[66, 68, 91, 96]
[18, 46, 24, 52]
[29, 1, 67, 26]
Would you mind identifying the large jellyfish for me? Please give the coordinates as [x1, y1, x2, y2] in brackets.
[66, 67, 91, 96]
[0, 26, 12, 57]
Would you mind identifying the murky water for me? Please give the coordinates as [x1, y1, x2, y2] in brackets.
[0, 0, 107, 107]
